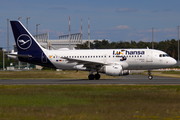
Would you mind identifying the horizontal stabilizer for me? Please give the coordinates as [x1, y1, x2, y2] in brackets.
[7, 53, 32, 58]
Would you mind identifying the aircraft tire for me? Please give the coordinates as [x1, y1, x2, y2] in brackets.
[148, 75, 153, 80]
[88, 74, 95, 80]
[95, 74, 100, 80]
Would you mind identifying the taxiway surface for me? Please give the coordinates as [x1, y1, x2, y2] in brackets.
[0, 75, 180, 85]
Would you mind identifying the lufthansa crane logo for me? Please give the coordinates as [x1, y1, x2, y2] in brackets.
[17, 34, 32, 50]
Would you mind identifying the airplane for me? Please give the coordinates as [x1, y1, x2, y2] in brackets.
[8, 21, 177, 80]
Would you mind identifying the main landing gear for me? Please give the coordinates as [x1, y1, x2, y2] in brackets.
[148, 70, 153, 80]
[88, 73, 101, 80]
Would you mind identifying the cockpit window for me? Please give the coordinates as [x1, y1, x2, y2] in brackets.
[159, 54, 169, 57]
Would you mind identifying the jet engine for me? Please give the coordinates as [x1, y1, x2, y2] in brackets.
[104, 65, 123, 76]
[100, 65, 130, 76]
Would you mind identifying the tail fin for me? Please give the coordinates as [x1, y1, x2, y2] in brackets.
[10, 21, 56, 68]
[10, 21, 43, 52]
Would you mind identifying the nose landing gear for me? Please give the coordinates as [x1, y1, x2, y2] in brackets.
[148, 70, 153, 80]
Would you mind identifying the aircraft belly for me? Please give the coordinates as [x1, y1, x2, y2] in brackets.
[53, 62, 76, 70]
[128, 61, 156, 70]
[127, 59, 140, 69]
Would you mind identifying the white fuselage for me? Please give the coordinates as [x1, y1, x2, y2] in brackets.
[44, 48, 177, 70]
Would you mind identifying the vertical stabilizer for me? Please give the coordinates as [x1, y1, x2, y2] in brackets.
[10, 21, 43, 53]
[10, 21, 56, 68]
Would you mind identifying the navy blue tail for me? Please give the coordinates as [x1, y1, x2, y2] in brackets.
[10, 21, 56, 68]
[10, 21, 42, 52]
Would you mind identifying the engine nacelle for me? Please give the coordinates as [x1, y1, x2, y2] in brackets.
[104, 65, 123, 76]
[101, 65, 130, 76]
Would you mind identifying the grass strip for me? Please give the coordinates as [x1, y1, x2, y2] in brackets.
[0, 85, 180, 119]
[162, 71, 180, 74]
[0, 71, 119, 79]
[133, 71, 180, 78]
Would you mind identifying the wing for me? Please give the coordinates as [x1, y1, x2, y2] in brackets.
[62, 57, 107, 69]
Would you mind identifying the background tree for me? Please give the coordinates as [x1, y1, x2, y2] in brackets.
[76, 39, 178, 60]
[75, 41, 90, 49]
[0, 51, 10, 69]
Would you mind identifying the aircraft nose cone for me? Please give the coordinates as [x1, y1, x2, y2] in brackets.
[171, 58, 177, 66]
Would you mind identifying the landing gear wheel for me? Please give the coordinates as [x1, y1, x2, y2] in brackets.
[148, 75, 153, 80]
[88, 74, 94, 80]
[95, 74, 100, 80]
[148, 70, 153, 80]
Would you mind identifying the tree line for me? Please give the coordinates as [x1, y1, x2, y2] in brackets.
[76, 39, 178, 60]
[0, 51, 9, 70]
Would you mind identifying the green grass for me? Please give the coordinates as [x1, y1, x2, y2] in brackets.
[0, 70, 119, 79]
[162, 71, 180, 74]
[0, 70, 179, 79]
[133, 70, 180, 78]
[0, 85, 180, 119]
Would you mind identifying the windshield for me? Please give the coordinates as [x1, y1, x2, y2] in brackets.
[159, 54, 170, 57]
